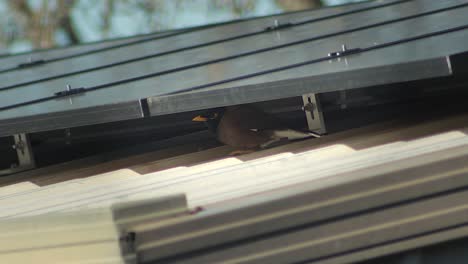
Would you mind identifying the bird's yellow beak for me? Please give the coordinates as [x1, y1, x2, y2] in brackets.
[192, 115, 208, 122]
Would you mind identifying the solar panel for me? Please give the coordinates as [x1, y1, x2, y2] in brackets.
[0, 0, 467, 137]
[0, 29, 185, 73]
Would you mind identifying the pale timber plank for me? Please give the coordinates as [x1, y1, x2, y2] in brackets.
[0, 182, 39, 197]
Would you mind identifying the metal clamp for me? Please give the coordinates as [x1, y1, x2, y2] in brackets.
[0, 133, 36, 175]
[265, 20, 293, 31]
[328, 44, 362, 58]
[302, 93, 326, 134]
[17, 58, 46, 68]
[54, 84, 86, 105]
[54, 85, 86, 97]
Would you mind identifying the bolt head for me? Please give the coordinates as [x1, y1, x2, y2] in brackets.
[303, 103, 316, 112]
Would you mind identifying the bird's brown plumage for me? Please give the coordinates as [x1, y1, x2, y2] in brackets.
[216, 106, 272, 149]
[193, 104, 316, 151]
[215, 105, 313, 149]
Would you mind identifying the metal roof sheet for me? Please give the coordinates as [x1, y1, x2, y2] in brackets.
[0, 124, 467, 263]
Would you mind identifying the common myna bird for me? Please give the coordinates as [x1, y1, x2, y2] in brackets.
[193, 105, 318, 153]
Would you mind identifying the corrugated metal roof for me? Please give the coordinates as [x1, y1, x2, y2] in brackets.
[0, 112, 467, 263]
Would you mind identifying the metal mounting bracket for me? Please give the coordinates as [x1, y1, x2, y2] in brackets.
[0, 133, 36, 175]
[302, 93, 326, 134]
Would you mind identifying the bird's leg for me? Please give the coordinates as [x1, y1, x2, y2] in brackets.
[229, 149, 257, 156]
[260, 137, 289, 149]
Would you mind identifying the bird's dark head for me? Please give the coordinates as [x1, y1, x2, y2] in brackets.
[192, 108, 225, 133]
